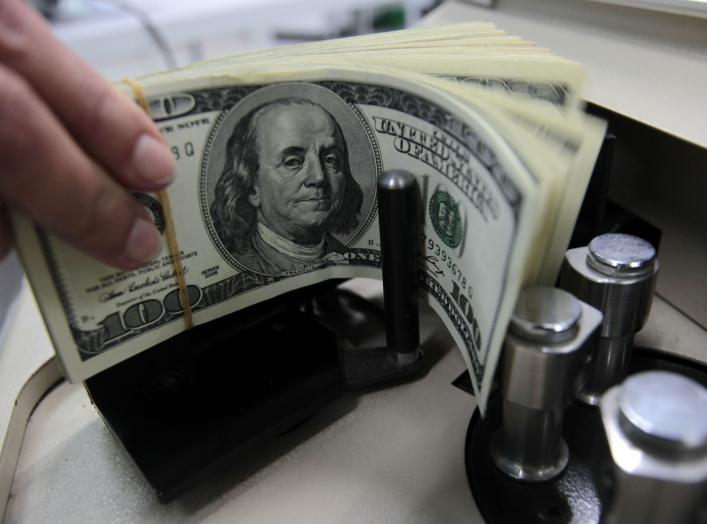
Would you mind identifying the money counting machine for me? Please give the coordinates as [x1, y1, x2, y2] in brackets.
[81, 110, 707, 522]
[4, 120, 707, 520]
[8, 83, 707, 524]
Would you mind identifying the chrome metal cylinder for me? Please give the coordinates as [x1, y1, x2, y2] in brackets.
[490, 287, 603, 482]
[558, 233, 658, 405]
[600, 371, 707, 524]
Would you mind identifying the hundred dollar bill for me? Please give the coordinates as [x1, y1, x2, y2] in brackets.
[12, 29, 605, 414]
[11, 71, 537, 410]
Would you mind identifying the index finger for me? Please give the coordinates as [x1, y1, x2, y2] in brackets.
[0, 0, 175, 191]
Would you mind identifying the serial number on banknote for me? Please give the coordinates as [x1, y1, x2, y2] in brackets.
[421, 232, 471, 293]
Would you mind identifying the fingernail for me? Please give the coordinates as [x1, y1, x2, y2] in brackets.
[125, 216, 161, 265]
[132, 134, 175, 186]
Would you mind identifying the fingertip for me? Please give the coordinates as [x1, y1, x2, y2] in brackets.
[124, 215, 162, 267]
[130, 134, 175, 189]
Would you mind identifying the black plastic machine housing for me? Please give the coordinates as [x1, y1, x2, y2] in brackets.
[85, 285, 344, 501]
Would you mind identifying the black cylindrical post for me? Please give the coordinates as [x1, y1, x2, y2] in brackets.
[377, 170, 420, 363]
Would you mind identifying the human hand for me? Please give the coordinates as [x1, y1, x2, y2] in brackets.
[0, 0, 174, 270]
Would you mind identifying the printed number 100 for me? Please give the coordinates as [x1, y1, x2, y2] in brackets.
[100, 285, 201, 341]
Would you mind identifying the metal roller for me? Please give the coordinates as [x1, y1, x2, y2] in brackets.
[558, 233, 658, 405]
[490, 286, 603, 482]
[599, 371, 707, 524]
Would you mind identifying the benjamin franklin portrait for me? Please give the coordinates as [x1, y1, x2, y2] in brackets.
[204, 84, 383, 276]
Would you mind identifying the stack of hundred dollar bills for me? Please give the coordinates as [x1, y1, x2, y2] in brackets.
[12, 23, 606, 413]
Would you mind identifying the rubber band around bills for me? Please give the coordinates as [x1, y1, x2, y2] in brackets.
[123, 78, 193, 330]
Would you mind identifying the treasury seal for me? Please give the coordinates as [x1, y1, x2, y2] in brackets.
[429, 189, 463, 248]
